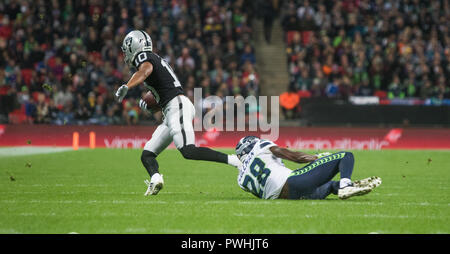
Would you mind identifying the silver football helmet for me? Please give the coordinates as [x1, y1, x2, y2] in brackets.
[121, 30, 153, 67]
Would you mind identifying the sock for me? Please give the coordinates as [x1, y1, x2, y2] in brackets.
[151, 172, 161, 180]
[179, 145, 228, 163]
[141, 150, 159, 177]
[340, 178, 352, 188]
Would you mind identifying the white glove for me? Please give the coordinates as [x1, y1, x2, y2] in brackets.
[315, 152, 331, 159]
[228, 154, 242, 168]
[139, 99, 152, 113]
[115, 84, 128, 102]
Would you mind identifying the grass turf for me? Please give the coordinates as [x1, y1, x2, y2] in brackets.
[0, 148, 449, 234]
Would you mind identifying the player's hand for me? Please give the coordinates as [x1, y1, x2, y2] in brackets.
[315, 152, 331, 159]
[139, 99, 152, 113]
[115, 84, 128, 102]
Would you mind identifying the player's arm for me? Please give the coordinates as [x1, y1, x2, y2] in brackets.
[115, 62, 153, 102]
[269, 146, 318, 164]
[126, 62, 153, 89]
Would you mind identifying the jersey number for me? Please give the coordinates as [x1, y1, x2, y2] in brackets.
[242, 158, 271, 198]
[161, 58, 182, 88]
[135, 52, 148, 66]
[134, 53, 181, 88]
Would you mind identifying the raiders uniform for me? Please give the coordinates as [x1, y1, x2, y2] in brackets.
[118, 30, 240, 196]
[237, 139, 292, 199]
[133, 51, 184, 108]
[132, 51, 196, 151]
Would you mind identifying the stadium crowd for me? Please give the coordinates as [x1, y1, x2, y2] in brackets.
[0, 0, 257, 125]
[279, 0, 450, 118]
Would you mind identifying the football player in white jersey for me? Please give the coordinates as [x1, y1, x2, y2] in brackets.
[115, 30, 242, 196]
[235, 136, 381, 200]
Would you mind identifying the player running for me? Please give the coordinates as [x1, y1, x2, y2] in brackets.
[235, 136, 381, 200]
[115, 30, 242, 196]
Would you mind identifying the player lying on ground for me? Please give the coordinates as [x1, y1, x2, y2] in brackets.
[115, 30, 242, 196]
[235, 136, 381, 200]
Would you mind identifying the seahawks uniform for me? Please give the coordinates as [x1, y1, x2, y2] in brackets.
[236, 136, 380, 200]
[132, 51, 196, 151]
[237, 139, 291, 199]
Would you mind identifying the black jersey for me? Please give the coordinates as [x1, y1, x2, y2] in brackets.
[133, 51, 184, 107]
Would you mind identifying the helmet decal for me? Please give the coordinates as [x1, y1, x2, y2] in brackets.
[125, 37, 132, 52]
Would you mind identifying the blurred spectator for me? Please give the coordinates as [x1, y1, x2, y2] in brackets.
[0, 0, 258, 125]
[280, 0, 450, 104]
[261, 0, 277, 44]
[240, 44, 256, 66]
[280, 87, 300, 119]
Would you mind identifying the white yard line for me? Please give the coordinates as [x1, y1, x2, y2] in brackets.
[0, 146, 74, 157]
[1, 199, 449, 207]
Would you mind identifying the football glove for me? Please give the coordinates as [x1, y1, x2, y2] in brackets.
[115, 84, 128, 102]
[139, 99, 152, 113]
[315, 152, 332, 159]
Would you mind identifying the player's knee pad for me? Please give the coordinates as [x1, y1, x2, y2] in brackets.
[179, 145, 197, 160]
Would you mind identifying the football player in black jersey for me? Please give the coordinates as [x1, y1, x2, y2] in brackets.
[115, 30, 242, 196]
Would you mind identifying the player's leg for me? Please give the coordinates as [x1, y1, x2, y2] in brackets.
[142, 124, 172, 176]
[168, 96, 241, 167]
[286, 153, 343, 199]
[142, 124, 173, 195]
[300, 181, 340, 200]
[286, 152, 371, 199]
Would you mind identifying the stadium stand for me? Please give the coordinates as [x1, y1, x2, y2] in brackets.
[279, 0, 450, 117]
[0, 0, 257, 125]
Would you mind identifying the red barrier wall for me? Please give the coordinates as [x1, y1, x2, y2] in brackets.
[0, 124, 449, 150]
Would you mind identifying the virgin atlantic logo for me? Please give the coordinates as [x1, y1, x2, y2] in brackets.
[383, 128, 403, 144]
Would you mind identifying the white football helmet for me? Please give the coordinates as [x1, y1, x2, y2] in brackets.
[235, 136, 260, 161]
[121, 30, 153, 67]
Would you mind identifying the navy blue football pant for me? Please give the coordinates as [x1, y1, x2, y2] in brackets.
[286, 151, 354, 200]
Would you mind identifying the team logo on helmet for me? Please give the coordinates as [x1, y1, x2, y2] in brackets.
[121, 30, 153, 67]
[125, 37, 132, 52]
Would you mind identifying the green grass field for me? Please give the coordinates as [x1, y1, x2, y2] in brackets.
[1, 148, 449, 234]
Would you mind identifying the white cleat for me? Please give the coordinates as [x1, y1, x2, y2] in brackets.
[144, 173, 164, 196]
[353, 176, 382, 189]
[338, 185, 372, 200]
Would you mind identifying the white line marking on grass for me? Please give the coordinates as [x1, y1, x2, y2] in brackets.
[0, 199, 169, 205]
[233, 213, 311, 218]
[124, 228, 148, 233]
[357, 214, 442, 220]
[73, 184, 109, 187]
[158, 229, 186, 234]
[1, 199, 449, 208]
[0, 229, 22, 234]
[0, 147, 73, 157]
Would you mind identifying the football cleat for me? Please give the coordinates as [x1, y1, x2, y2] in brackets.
[353, 176, 382, 189]
[338, 185, 372, 200]
[144, 173, 164, 196]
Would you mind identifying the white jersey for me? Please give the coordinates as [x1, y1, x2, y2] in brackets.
[237, 139, 292, 199]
